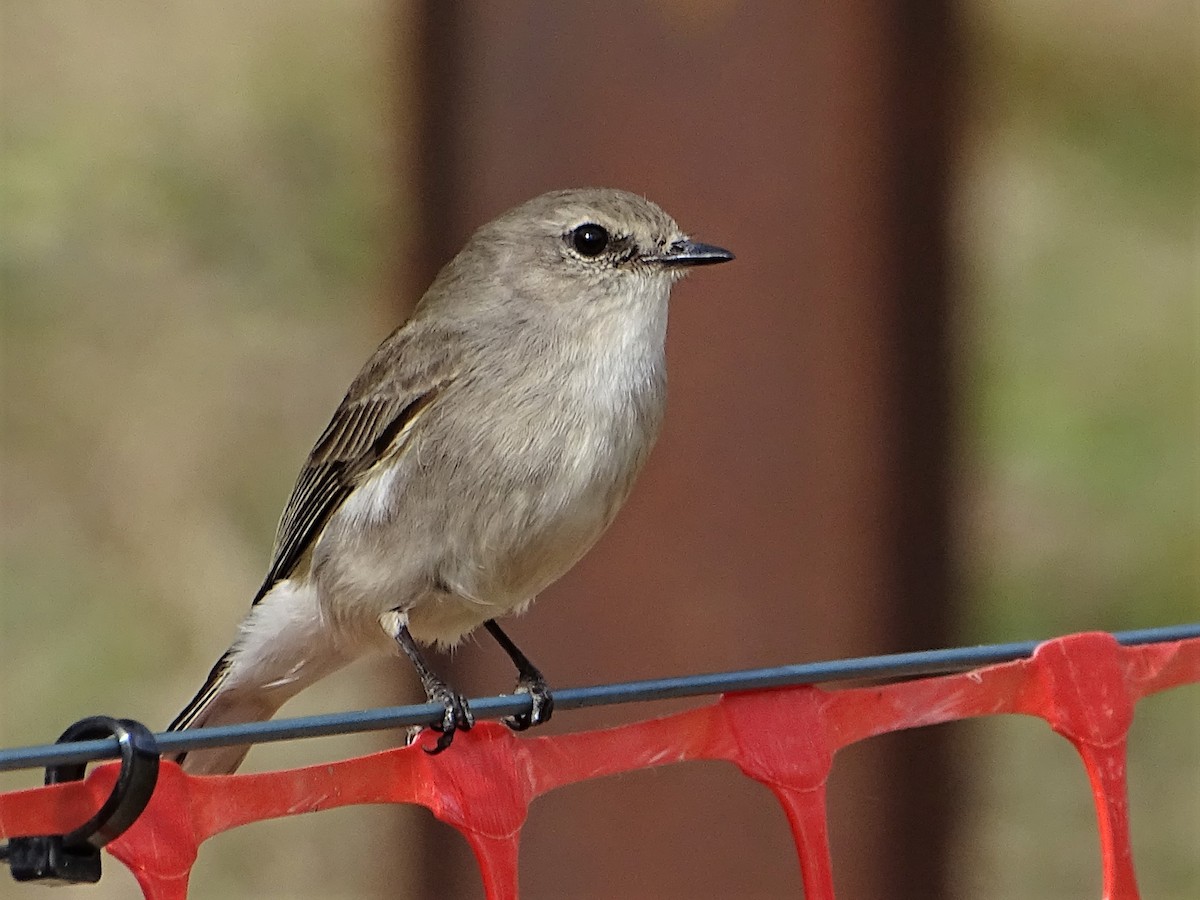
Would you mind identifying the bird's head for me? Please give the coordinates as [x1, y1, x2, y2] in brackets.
[424, 188, 733, 317]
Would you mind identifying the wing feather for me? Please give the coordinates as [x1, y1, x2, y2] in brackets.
[251, 327, 458, 603]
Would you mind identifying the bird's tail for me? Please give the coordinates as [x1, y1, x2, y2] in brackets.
[167, 650, 281, 776]
[168, 580, 354, 775]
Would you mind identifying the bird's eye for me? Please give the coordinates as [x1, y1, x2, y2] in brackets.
[570, 223, 610, 257]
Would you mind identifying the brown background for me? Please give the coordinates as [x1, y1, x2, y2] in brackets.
[401, 4, 961, 898]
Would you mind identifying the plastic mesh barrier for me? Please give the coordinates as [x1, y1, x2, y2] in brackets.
[2, 631, 1197, 899]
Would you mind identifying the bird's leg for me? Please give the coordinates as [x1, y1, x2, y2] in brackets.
[484, 619, 554, 731]
[383, 611, 473, 754]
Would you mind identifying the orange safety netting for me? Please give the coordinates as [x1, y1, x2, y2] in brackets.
[2, 630, 1197, 899]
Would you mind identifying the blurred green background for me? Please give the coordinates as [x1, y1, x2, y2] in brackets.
[1, 2, 1196, 898]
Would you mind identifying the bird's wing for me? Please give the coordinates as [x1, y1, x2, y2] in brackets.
[252, 329, 457, 603]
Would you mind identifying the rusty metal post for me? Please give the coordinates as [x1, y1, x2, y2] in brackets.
[397, 3, 962, 897]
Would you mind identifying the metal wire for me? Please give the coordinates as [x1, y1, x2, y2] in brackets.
[2, 623, 1197, 774]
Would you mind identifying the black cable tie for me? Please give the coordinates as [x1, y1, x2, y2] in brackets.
[4, 715, 159, 885]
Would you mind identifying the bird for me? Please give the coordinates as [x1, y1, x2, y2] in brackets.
[168, 187, 733, 774]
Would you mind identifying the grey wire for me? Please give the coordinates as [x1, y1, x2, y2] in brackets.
[1, 623, 1197, 774]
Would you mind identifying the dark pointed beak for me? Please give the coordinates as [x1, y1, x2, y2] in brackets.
[650, 238, 735, 267]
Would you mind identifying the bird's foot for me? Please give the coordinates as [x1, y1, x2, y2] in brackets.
[504, 672, 554, 732]
[424, 683, 474, 754]
[386, 614, 474, 754]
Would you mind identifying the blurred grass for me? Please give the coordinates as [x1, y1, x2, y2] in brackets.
[0, 1, 1195, 898]
[961, 0, 1198, 640]
[1, 3, 416, 898]
[955, 1, 1199, 897]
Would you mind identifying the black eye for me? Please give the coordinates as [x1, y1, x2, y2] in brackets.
[570, 223, 610, 257]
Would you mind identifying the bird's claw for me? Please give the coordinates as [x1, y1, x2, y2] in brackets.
[424, 687, 474, 755]
[504, 675, 554, 732]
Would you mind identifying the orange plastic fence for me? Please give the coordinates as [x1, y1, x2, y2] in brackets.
[2, 631, 1197, 899]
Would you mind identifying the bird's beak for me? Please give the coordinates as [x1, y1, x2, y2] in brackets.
[649, 238, 735, 267]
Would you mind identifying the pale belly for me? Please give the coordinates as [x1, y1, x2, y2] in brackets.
[310, 397, 658, 648]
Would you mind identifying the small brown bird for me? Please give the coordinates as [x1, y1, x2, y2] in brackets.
[169, 188, 733, 774]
